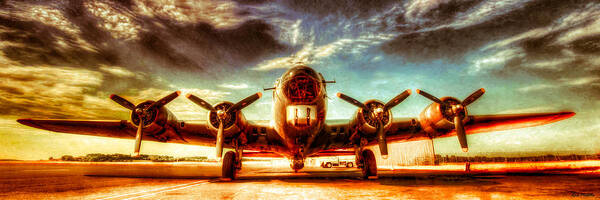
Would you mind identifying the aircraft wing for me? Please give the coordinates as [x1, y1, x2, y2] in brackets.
[320, 111, 574, 150]
[437, 111, 575, 138]
[385, 111, 575, 143]
[16, 119, 277, 149]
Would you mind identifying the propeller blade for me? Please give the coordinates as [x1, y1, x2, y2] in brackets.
[186, 94, 216, 112]
[376, 120, 388, 159]
[134, 117, 144, 156]
[384, 89, 411, 111]
[110, 94, 136, 110]
[415, 89, 445, 105]
[148, 91, 181, 109]
[215, 120, 225, 160]
[336, 93, 369, 111]
[454, 116, 468, 152]
[462, 88, 485, 106]
[227, 92, 262, 113]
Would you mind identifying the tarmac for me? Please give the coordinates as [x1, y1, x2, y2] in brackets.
[1, 161, 599, 199]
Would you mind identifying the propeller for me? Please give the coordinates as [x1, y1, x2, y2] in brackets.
[415, 88, 485, 152]
[337, 89, 411, 159]
[187, 92, 262, 160]
[110, 91, 181, 156]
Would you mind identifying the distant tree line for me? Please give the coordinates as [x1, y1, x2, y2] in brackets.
[435, 154, 600, 163]
[55, 154, 209, 162]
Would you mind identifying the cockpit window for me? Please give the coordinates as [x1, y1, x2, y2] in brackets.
[285, 75, 319, 103]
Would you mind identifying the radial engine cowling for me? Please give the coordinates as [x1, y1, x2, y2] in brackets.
[206, 101, 247, 137]
[418, 97, 469, 137]
[130, 100, 179, 136]
[350, 100, 393, 136]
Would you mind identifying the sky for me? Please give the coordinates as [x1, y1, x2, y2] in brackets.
[0, 0, 599, 160]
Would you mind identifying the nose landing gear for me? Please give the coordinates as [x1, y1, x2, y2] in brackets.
[291, 159, 304, 173]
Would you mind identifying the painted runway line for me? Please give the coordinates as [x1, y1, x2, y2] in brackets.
[96, 180, 208, 200]
[122, 181, 209, 200]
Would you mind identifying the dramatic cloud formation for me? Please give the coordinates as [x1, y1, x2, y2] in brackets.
[0, 0, 287, 73]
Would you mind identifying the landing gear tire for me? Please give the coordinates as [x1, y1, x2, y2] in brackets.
[361, 149, 377, 179]
[325, 162, 332, 168]
[222, 151, 236, 180]
[346, 162, 353, 168]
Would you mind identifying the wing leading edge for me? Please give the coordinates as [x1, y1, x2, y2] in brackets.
[17, 118, 279, 150]
[17, 119, 218, 146]
[387, 111, 575, 142]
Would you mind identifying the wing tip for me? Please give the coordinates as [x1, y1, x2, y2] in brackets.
[16, 118, 31, 124]
[558, 111, 576, 119]
[16, 118, 41, 129]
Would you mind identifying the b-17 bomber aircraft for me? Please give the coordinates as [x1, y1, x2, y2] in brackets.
[17, 65, 575, 179]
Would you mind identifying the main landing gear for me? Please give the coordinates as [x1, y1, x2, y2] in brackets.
[222, 151, 242, 180]
[357, 149, 377, 179]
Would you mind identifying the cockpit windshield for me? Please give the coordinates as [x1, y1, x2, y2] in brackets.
[284, 75, 320, 103]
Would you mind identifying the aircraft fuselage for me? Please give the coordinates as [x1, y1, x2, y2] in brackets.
[271, 66, 328, 167]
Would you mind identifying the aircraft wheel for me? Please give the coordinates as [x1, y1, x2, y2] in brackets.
[346, 162, 353, 168]
[361, 150, 377, 179]
[325, 162, 332, 168]
[222, 151, 236, 180]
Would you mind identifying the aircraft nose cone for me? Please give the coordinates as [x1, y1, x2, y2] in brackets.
[285, 65, 319, 80]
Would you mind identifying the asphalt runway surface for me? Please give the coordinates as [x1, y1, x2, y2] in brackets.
[1, 161, 600, 199]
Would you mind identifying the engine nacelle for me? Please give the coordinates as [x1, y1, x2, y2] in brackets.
[418, 97, 468, 137]
[206, 101, 247, 137]
[131, 100, 179, 137]
[350, 100, 392, 136]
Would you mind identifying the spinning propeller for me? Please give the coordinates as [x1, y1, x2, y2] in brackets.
[337, 89, 412, 159]
[110, 91, 181, 156]
[186, 92, 262, 159]
[415, 88, 485, 152]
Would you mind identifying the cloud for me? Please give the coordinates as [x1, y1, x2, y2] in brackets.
[251, 43, 314, 71]
[517, 84, 556, 93]
[382, 0, 593, 62]
[469, 49, 523, 75]
[247, 0, 405, 71]
[0, 65, 112, 119]
[252, 27, 397, 71]
[218, 83, 249, 90]
[279, 0, 398, 18]
[0, 0, 287, 73]
[561, 76, 600, 86]
[136, 0, 246, 29]
[86, 1, 140, 40]
[0, 62, 194, 119]
[99, 65, 136, 78]
[0, 63, 233, 120]
[517, 76, 600, 92]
